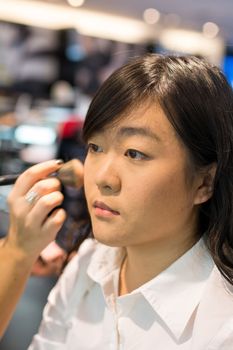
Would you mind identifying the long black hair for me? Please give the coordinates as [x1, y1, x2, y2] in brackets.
[83, 54, 233, 285]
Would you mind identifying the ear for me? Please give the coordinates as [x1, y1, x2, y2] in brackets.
[194, 163, 217, 205]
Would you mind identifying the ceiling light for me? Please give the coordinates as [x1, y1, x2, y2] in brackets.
[159, 28, 224, 66]
[203, 22, 219, 38]
[0, 0, 152, 43]
[67, 0, 85, 7]
[143, 8, 160, 25]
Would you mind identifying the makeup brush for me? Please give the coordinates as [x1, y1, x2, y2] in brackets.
[56, 159, 84, 188]
[0, 159, 84, 188]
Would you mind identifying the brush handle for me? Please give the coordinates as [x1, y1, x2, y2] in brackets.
[0, 159, 83, 187]
[0, 174, 19, 186]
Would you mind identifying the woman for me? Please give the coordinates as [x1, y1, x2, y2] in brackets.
[2, 54, 233, 348]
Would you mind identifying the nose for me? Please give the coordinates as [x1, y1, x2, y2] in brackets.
[95, 158, 121, 194]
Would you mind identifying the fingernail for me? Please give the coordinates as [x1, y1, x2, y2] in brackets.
[55, 159, 64, 165]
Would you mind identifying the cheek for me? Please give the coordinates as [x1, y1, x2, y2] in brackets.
[155, 180, 194, 224]
[128, 169, 192, 216]
[83, 163, 93, 202]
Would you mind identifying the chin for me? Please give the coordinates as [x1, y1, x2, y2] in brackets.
[92, 229, 126, 248]
[93, 235, 123, 247]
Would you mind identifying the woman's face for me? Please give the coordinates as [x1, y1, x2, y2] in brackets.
[84, 103, 203, 249]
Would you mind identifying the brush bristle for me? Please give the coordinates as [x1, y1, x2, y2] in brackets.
[57, 159, 84, 188]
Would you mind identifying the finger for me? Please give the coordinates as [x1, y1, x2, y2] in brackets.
[8, 159, 63, 199]
[8, 178, 63, 220]
[31, 177, 62, 195]
[20, 204, 66, 254]
[28, 191, 65, 227]
[8, 187, 65, 238]
[31, 256, 65, 277]
[23, 177, 62, 207]
[31, 258, 59, 277]
[10, 205, 66, 260]
[42, 208, 67, 240]
[40, 241, 66, 262]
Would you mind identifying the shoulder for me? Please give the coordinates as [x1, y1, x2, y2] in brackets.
[200, 266, 233, 319]
[46, 239, 98, 311]
[62, 238, 98, 278]
[191, 266, 233, 349]
[206, 321, 233, 350]
[209, 266, 233, 299]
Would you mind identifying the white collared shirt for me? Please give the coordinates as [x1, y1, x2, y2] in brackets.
[28, 238, 233, 350]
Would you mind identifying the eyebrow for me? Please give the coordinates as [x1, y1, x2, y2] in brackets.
[116, 126, 161, 142]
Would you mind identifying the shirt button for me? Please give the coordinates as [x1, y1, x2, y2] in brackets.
[110, 294, 115, 306]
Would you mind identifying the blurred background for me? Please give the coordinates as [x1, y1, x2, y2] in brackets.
[0, 0, 233, 348]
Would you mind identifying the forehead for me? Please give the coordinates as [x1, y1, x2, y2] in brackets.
[98, 103, 178, 144]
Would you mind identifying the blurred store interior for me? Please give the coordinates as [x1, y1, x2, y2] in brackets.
[1, 0, 233, 348]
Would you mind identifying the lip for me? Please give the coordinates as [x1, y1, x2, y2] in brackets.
[93, 200, 120, 217]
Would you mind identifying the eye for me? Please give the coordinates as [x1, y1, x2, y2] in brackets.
[125, 149, 148, 160]
[87, 143, 103, 153]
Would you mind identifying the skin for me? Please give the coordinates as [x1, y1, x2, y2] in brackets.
[84, 103, 214, 295]
[31, 241, 68, 277]
[0, 160, 67, 338]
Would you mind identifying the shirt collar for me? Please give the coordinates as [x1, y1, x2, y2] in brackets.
[138, 239, 214, 340]
[87, 238, 214, 341]
[87, 241, 125, 283]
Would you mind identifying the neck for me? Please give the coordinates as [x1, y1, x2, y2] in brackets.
[119, 234, 198, 296]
